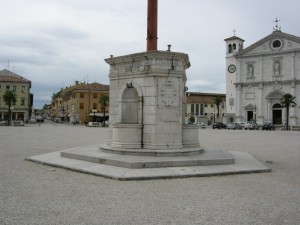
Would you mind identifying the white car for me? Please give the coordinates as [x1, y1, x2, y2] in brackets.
[194, 122, 206, 128]
[244, 122, 259, 130]
[238, 122, 246, 128]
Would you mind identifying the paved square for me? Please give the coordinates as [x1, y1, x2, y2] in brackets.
[1, 122, 300, 225]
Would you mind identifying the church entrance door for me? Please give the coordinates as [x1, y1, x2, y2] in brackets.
[247, 111, 254, 122]
[272, 103, 282, 125]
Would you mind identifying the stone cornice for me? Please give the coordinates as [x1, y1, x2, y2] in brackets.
[105, 51, 190, 70]
[106, 51, 190, 82]
[234, 79, 300, 88]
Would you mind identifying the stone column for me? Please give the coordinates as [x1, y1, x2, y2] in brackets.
[257, 83, 264, 124]
[267, 100, 271, 123]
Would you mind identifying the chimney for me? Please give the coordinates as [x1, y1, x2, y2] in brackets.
[147, 0, 158, 51]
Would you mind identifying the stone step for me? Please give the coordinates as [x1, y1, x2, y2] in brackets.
[100, 144, 204, 156]
[60, 146, 234, 169]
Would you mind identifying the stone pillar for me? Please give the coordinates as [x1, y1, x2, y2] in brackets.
[267, 100, 271, 123]
[257, 83, 264, 124]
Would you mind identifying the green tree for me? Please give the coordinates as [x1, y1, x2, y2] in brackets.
[3, 90, 17, 126]
[190, 115, 195, 123]
[280, 93, 297, 130]
[99, 95, 109, 126]
[213, 96, 223, 118]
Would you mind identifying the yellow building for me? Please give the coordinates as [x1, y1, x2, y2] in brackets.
[0, 69, 32, 123]
[52, 82, 109, 124]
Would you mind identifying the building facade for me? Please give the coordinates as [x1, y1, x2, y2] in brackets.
[186, 92, 226, 125]
[52, 82, 109, 124]
[0, 69, 32, 122]
[225, 29, 300, 126]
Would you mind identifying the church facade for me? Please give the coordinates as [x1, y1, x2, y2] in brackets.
[224, 29, 300, 127]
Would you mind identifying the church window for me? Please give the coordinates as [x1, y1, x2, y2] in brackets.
[272, 40, 281, 48]
[233, 43, 236, 50]
[191, 104, 194, 114]
[228, 44, 232, 53]
[196, 104, 199, 115]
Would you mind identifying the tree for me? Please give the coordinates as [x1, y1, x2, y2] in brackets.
[3, 90, 17, 126]
[99, 95, 109, 126]
[213, 96, 223, 118]
[280, 93, 297, 130]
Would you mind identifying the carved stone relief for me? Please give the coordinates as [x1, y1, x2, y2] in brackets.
[159, 79, 178, 107]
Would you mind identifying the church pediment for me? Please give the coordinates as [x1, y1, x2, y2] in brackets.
[235, 31, 300, 57]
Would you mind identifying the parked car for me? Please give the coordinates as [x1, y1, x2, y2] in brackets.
[262, 123, 275, 130]
[54, 118, 62, 123]
[244, 122, 259, 130]
[238, 122, 246, 128]
[227, 123, 242, 130]
[194, 122, 206, 128]
[212, 122, 227, 129]
[36, 116, 44, 123]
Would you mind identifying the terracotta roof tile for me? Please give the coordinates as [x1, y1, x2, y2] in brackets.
[0, 69, 31, 83]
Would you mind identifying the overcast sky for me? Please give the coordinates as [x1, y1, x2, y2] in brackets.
[1, 0, 299, 108]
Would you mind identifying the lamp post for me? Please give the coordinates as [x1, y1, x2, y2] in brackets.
[11, 106, 14, 126]
[92, 109, 97, 122]
[254, 105, 256, 122]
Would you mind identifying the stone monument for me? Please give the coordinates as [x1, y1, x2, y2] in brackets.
[102, 0, 200, 154]
[27, 0, 270, 180]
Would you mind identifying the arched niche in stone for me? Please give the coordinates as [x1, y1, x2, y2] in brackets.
[121, 87, 141, 124]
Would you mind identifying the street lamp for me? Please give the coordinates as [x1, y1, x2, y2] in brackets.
[92, 109, 97, 122]
[254, 105, 257, 122]
[11, 107, 14, 126]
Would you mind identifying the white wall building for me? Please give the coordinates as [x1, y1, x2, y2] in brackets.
[224, 29, 300, 126]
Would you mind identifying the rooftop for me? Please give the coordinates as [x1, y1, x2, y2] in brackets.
[0, 69, 31, 83]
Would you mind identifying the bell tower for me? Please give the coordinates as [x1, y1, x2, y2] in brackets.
[224, 31, 245, 123]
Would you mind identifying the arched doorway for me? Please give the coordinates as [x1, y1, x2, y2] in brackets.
[272, 103, 282, 125]
[121, 87, 139, 124]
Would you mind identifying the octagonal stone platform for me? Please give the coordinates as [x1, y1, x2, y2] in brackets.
[26, 145, 270, 180]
